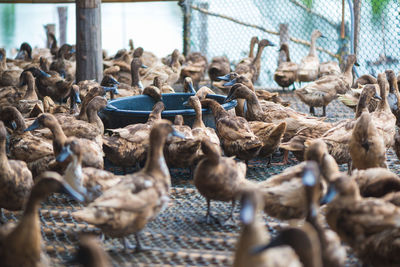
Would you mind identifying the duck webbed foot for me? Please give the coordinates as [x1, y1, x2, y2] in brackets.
[221, 200, 237, 226]
[200, 199, 221, 225]
[122, 234, 150, 253]
[309, 106, 315, 115]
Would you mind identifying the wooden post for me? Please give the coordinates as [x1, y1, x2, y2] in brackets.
[278, 23, 289, 65]
[44, 24, 55, 48]
[57, 6, 68, 45]
[76, 0, 103, 83]
[179, 0, 191, 56]
[198, 2, 208, 55]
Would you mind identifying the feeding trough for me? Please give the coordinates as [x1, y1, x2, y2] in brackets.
[100, 93, 237, 129]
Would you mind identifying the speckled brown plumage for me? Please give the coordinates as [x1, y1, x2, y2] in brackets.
[0, 121, 33, 212]
[324, 175, 400, 267]
[200, 98, 262, 161]
[73, 121, 175, 250]
[103, 101, 164, 168]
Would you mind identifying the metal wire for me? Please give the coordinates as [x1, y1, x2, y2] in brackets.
[186, 0, 400, 87]
[2, 93, 399, 266]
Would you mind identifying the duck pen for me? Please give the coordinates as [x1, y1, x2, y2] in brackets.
[1, 0, 400, 267]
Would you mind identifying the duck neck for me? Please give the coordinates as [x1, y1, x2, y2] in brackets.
[283, 45, 291, 62]
[13, 111, 27, 133]
[87, 107, 104, 133]
[77, 96, 90, 120]
[24, 75, 38, 100]
[192, 100, 205, 129]
[202, 99, 229, 121]
[243, 90, 263, 120]
[0, 137, 11, 172]
[378, 79, 389, 111]
[8, 194, 42, 261]
[343, 61, 354, 86]
[355, 94, 370, 118]
[147, 103, 163, 125]
[249, 39, 257, 58]
[48, 122, 67, 155]
[131, 64, 141, 87]
[64, 154, 84, 192]
[143, 132, 170, 180]
[309, 35, 318, 57]
[252, 44, 266, 66]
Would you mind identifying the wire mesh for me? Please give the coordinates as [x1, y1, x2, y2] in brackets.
[2, 93, 400, 266]
[184, 0, 400, 87]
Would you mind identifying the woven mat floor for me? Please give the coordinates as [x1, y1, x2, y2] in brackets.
[2, 90, 399, 266]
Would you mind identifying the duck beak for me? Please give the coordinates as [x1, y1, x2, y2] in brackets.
[182, 100, 190, 107]
[15, 50, 25, 59]
[268, 40, 276, 46]
[354, 61, 360, 67]
[24, 119, 40, 132]
[188, 81, 196, 94]
[171, 128, 185, 139]
[110, 77, 120, 85]
[11, 121, 17, 130]
[56, 144, 72, 162]
[141, 64, 148, 69]
[320, 184, 337, 205]
[223, 78, 237, 87]
[320, 34, 327, 39]
[217, 74, 231, 81]
[40, 70, 51, 78]
[240, 197, 254, 225]
[103, 86, 119, 95]
[251, 235, 284, 254]
[75, 91, 82, 104]
[60, 181, 86, 202]
[374, 92, 382, 100]
[70, 48, 76, 53]
[0, 53, 3, 60]
[302, 168, 317, 186]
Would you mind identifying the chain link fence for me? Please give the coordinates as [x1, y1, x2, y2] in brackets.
[182, 0, 400, 87]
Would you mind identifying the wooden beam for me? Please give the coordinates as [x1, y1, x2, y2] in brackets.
[0, 0, 176, 3]
[75, 0, 103, 82]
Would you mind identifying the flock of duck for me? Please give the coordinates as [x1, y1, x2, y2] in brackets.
[1, 29, 400, 267]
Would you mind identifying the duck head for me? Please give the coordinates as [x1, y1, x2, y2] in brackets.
[133, 47, 144, 58]
[224, 83, 250, 103]
[58, 44, 75, 59]
[320, 174, 359, 205]
[16, 42, 32, 60]
[19, 70, 35, 87]
[311, 29, 325, 40]
[252, 223, 322, 267]
[68, 235, 111, 267]
[223, 74, 253, 88]
[33, 171, 85, 202]
[174, 115, 184, 126]
[131, 57, 148, 71]
[24, 67, 51, 78]
[239, 189, 263, 225]
[183, 77, 196, 93]
[143, 85, 162, 102]
[385, 69, 398, 93]
[257, 39, 275, 48]
[151, 120, 185, 140]
[24, 113, 57, 132]
[183, 95, 200, 108]
[346, 54, 359, 67]
[304, 139, 328, 164]
[217, 72, 238, 82]
[302, 161, 322, 219]
[86, 96, 107, 113]
[71, 85, 81, 104]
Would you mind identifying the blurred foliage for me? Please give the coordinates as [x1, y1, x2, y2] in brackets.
[370, 0, 391, 20]
[300, 0, 313, 8]
[0, 4, 15, 46]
